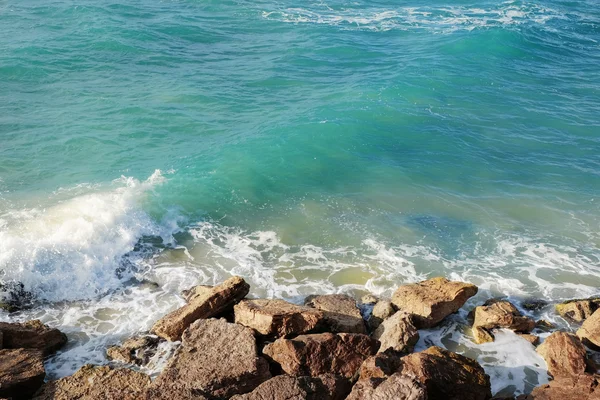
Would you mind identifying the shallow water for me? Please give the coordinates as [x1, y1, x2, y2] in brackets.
[1, 0, 599, 394]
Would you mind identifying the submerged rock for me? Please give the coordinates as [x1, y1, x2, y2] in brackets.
[230, 374, 351, 400]
[0, 348, 45, 400]
[0, 320, 67, 356]
[556, 298, 600, 323]
[537, 332, 587, 379]
[152, 276, 249, 341]
[577, 309, 600, 349]
[0, 282, 35, 313]
[263, 332, 379, 378]
[153, 318, 271, 399]
[368, 300, 396, 331]
[391, 277, 478, 328]
[234, 299, 324, 338]
[372, 311, 419, 354]
[305, 294, 366, 334]
[471, 300, 535, 344]
[106, 335, 160, 366]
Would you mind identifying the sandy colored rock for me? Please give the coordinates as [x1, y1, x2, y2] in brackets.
[0, 320, 67, 356]
[397, 346, 492, 400]
[32, 364, 149, 400]
[106, 335, 160, 366]
[473, 326, 495, 344]
[229, 374, 351, 400]
[556, 298, 600, 322]
[0, 349, 45, 400]
[359, 351, 403, 380]
[391, 277, 478, 328]
[518, 374, 600, 400]
[234, 299, 324, 337]
[346, 374, 427, 400]
[263, 332, 379, 378]
[361, 294, 379, 305]
[537, 332, 587, 379]
[373, 312, 419, 354]
[305, 294, 366, 334]
[152, 276, 249, 341]
[472, 300, 535, 344]
[368, 300, 396, 331]
[577, 309, 600, 349]
[518, 334, 540, 346]
[153, 318, 270, 399]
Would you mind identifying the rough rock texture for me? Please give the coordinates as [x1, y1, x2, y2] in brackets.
[346, 374, 427, 400]
[537, 332, 587, 379]
[519, 334, 540, 346]
[397, 346, 492, 400]
[263, 333, 379, 378]
[0, 349, 45, 400]
[368, 300, 396, 331]
[577, 309, 600, 349]
[556, 298, 600, 323]
[372, 312, 419, 354]
[142, 383, 210, 400]
[153, 318, 271, 399]
[359, 351, 403, 380]
[106, 335, 160, 366]
[0, 320, 67, 355]
[32, 364, 149, 400]
[518, 374, 600, 400]
[304, 294, 366, 334]
[361, 294, 379, 305]
[229, 374, 351, 400]
[234, 299, 324, 337]
[391, 277, 478, 328]
[471, 300, 535, 344]
[152, 276, 249, 341]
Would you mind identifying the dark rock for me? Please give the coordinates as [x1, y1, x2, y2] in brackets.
[358, 351, 403, 380]
[0, 282, 35, 313]
[0, 320, 67, 356]
[0, 349, 45, 400]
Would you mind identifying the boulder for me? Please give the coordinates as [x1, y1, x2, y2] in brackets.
[305, 294, 366, 334]
[359, 351, 403, 380]
[106, 335, 160, 366]
[577, 309, 600, 349]
[518, 374, 600, 399]
[368, 300, 396, 331]
[346, 374, 427, 400]
[0, 320, 67, 355]
[556, 298, 600, 322]
[153, 318, 270, 399]
[234, 299, 324, 337]
[537, 332, 587, 379]
[32, 364, 149, 400]
[0, 349, 45, 400]
[391, 277, 478, 328]
[229, 374, 351, 400]
[152, 276, 249, 341]
[263, 333, 379, 378]
[397, 346, 492, 400]
[372, 312, 419, 354]
[471, 300, 535, 344]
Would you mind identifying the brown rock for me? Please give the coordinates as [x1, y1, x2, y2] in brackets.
[397, 346, 492, 400]
[391, 277, 478, 328]
[537, 332, 587, 379]
[368, 300, 396, 331]
[556, 298, 600, 322]
[519, 334, 540, 346]
[359, 351, 403, 380]
[0, 349, 45, 400]
[578, 309, 600, 349]
[372, 312, 419, 354]
[305, 294, 366, 334]
[346, 374, 427, 400]
[106, 335, 160, 366]
[142, 383, 210, 400]
[32, 364, 149, 400]
[229, 374, 351, 400]
[536, 320, 556, 332]
[472, 300, 535, 344]
[263, 332, 379, 378]
[0, 320, 67, 356]
[234, 299, 324, 337]
[153, 318, 270, 399]
[518, 374, 600, 399]
[152, 276, 249, 341]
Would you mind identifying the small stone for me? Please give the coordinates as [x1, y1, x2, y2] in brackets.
[537, 332, 587, 379]
[372, 312, 419, 354]
[304, 294, 366, 334]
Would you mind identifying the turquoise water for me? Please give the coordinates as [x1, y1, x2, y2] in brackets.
[1, 0, 599, 391]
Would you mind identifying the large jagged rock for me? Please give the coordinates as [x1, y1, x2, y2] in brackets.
[152, 276, 249, 341]
[0, 320, 67, 356]
[346, 374, 427, 400]
[304, 294, 366, 334]
[372, 312, 419, 354]
[359, 351, 403, 380]
[234, 299, 324, 337]
[556, 298, 600, 323]
[518, 374, 600, 399]
[229, 374, 351, 400]
[397, 346, 492, 400]
[368, 300, 396, 331]
[32, 364, 149, 400]
[471, 300, 535, 344]
[577, 309, 600, 349]
[106, 335, 160, 366]
[0, 349, 45, 400]
[153, 318, 271, 399]
[391, 277, 478, 328]
[537, 332, 587, 379]
[263, 333, 379, 378]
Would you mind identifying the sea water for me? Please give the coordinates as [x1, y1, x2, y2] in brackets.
[1, 0, 599, 395]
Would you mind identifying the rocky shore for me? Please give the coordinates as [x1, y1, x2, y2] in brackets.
[2, 276, 600, 399]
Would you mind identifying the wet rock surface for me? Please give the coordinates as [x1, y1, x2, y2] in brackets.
[471, 300, 535, 344]
[0, 320, 67, 356]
